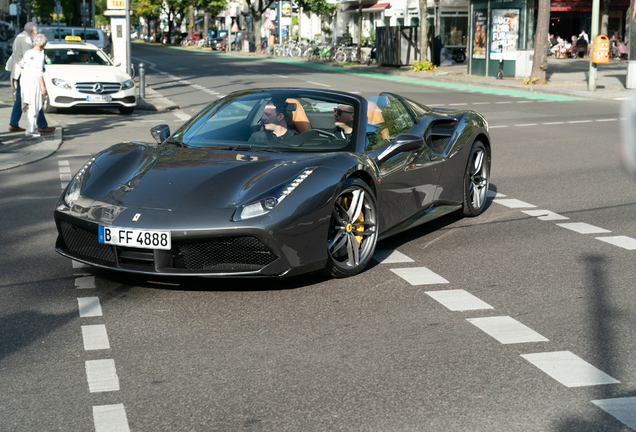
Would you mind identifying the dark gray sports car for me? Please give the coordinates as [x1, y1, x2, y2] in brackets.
[54, 88, 491, 278]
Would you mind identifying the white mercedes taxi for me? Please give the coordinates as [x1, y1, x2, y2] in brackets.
[44, 40, 137, 114]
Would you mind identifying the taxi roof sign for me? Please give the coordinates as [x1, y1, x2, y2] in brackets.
[65, 35, 82, 41]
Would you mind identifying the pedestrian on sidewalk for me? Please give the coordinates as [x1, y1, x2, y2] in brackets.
[19, 33, 48, 138]
[7, 23, 54, 134]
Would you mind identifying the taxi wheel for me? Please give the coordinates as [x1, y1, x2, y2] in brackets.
[118, 107, 135, 115]
[322, 178, 378, 278]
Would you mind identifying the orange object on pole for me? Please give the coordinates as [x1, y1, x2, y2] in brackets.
[592, 35, 610, 64]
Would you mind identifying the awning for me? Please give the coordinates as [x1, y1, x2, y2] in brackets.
[344, 3, 390, 12]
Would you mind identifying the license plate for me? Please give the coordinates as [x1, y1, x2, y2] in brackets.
[98, 226, 171, 250]
[87, 95, 112, 102]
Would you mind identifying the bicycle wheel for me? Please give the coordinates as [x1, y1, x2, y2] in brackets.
[275, 46, 284, 56]
[290, 46, 302, 57]
[334, 51, 347, 63]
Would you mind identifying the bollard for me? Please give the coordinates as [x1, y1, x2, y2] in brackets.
[138, 62, 146, 99]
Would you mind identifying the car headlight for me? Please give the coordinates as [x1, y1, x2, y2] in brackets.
[52, 78, 73, 90]
[232, 168, 315, 221]
[63, 157, 96, 207]
[121, 79, 134, 90]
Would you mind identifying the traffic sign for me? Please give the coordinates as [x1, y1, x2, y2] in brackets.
[231, 21, 239, 32]
[263, 18, 275, 30]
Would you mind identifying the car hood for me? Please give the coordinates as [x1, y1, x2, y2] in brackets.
[45, 65, 131, 82]
[80, 143, 343, 210]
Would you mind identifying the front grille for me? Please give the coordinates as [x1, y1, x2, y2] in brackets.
[75, 82, 122, 94]
[60, 221, 115, 263]
[430, 136, 450, 154]
[178, 237, 276, 272]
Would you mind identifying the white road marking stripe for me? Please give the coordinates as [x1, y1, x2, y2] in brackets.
[306, 81, 332, 87]
[173, 111, 191, 121]
[489, 125, 508, 128]
[61, 182, 68, 189]
[514, 124, 538, 127]
[472, 102, 491, 105]
[542, 122, 566, 125]
[60, 173, 72, 181]
[495, 101, 513, 104]
[390, 267, 449, 286]
[273, 74, 288, 78]
[467, 316, 549, 344]
[58, 166, 71, 173]
[57, 154, 92, 158]
[93, 404, 131, 432]
[72, 260, 89, 269]
[78, 297, 103, 317]
[521, 351, 620, 387]
[567, 120, 593, 123]
[58, 160, 69, 166]
[448, 103, 469, 106]
[592, 397, 636, 430]
[595, 118, 618, 122]
[85, 359, 120, 392]
[82, 325, 110, 350]
[516, 101, 534, 103]
[426, 289, 493, 311]
[75, 276, 96, 289]
[595, 236, 636, 250]
[372, 249, 414, 264]
[522, 210, 569, 221]
[556, 222, 611, 234]
[487, 190, 506, 198]
[493, 198, 536, 208]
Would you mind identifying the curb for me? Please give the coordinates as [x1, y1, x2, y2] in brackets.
[136, 87, 179, 112]
[0, 124, 64, 171]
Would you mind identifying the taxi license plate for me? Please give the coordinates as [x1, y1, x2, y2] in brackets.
[98, 226, 171, 250]
[87, 95, 112, 102]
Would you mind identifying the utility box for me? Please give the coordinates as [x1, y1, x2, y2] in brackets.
[515, 49, 533, 77]
[592, 35, 610, 64]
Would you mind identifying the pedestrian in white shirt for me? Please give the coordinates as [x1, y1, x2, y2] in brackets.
[19, 33, 48, 137]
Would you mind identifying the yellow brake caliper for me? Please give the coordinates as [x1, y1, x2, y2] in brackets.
[343, 197, 365, 247]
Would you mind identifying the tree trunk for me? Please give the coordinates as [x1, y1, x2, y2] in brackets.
[419, 0, 428, 61]
[204, 12, 209, 43]
[189, 6, 194, 39]
[530, 0, 550, 81]
[601, 0, 610, 36]
[254, 13, 262, 52]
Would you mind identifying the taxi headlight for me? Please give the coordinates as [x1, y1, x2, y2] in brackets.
[232, 168, 315, 221]
[52, 78, 73, 90]
[121, 79, 134, 90]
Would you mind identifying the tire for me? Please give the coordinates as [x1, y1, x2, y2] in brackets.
[290, 46, 302, 57]
[453, 50, 466, 63]
[322, 178, 378, 278]
[118, 107, 135, 115]
[334, 51, 347, 63]
[462, 141, 490, 217]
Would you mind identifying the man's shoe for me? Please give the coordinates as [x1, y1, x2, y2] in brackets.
[8, 125, 26, 132]
[37, 126, 55, 133]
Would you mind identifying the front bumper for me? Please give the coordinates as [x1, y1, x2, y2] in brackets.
[49, 88, 137, 109]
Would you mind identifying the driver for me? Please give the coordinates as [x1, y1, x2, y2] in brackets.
[248, 102, 297, 142]
[327, 104, 354, 140]
[79, 51, 91, 64]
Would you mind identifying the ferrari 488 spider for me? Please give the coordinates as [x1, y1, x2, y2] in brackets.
[54, 88, 491, 278]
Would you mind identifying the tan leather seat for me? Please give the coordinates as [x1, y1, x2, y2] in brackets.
[367, 100, 389, 140]
[286, 98, 311, 134]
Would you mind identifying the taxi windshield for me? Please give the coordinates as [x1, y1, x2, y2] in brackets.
[45, 48, 111, 66]
[170, 91, 359, 153]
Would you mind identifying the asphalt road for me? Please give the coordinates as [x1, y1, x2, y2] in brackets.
[1, 43, 635, 431]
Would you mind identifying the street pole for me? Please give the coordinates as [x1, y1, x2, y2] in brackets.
[56, 1, 60, 40]
[125, 0, 131, 76]
[627, 0, 636, 89]
[588, 0, 600, 91]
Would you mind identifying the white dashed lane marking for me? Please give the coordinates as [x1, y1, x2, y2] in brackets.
[595, 236, 636, 250]
[390, 267, 449, 285]
[173, 111, 192, 121]
[493, 198, 537, 208]
[521, 351, 620, 387]
[78, 297, 103, 317]
[522, 210, 569, 221]
[93, 404, 131, 432]
[82, 325, 111, 350]
[85, 359, 120, 392]
[72, 260, 89, 269]
[592, 397, 636, 430]
[373, 249, 414, 264]
[75, 276, 96, 289]
[425, 289, 493, 311]
[467, 316, 549, 344]
[556, 222, 611, 234]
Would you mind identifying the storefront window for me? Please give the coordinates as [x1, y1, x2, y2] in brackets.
[440, 12, 468, 47]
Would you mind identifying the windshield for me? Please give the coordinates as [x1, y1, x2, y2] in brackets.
[169, 90, 359, 153]
[45, 48, 111, 66]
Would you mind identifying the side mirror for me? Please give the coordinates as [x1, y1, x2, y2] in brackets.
[115, 62, 121, 67]
[377, 133, 424, 163]
[150, 124, 170, 144]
